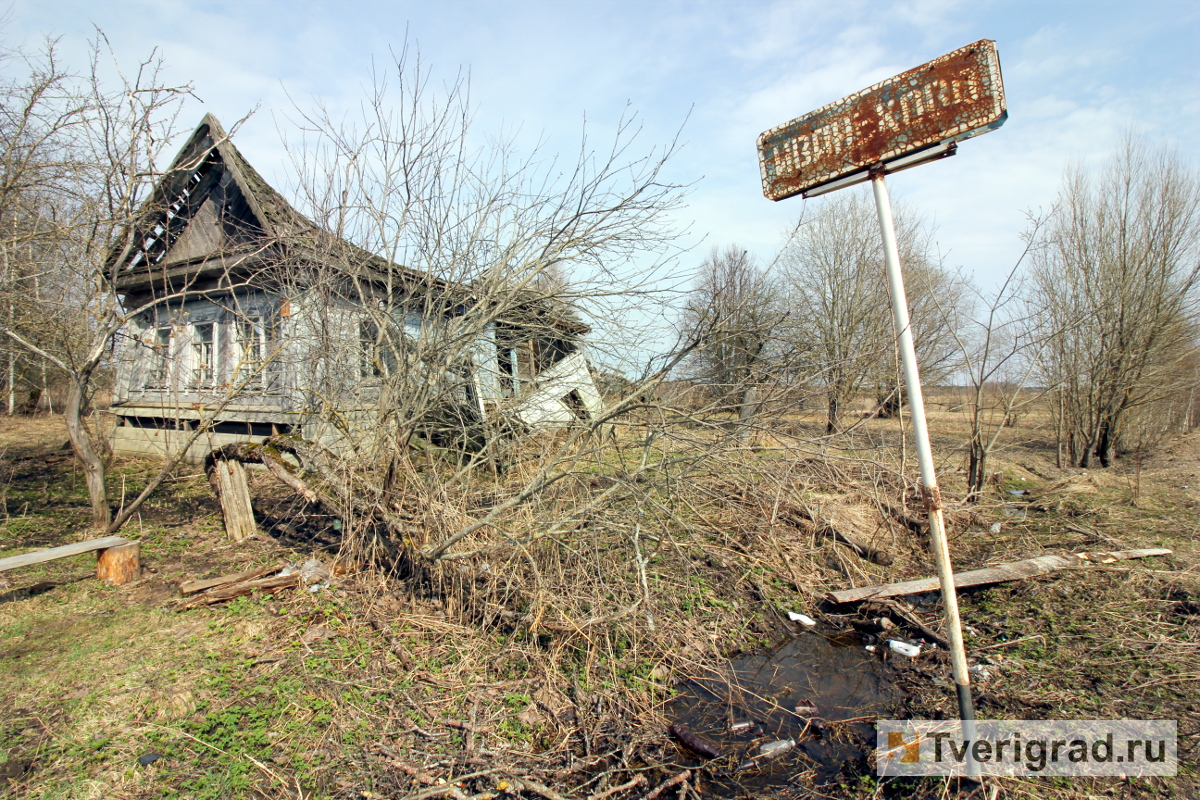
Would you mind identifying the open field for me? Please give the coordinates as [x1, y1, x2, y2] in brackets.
[0, 405, 1196, 800]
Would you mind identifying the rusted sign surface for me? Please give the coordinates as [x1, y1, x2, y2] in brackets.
[757, 40, 1007, 201]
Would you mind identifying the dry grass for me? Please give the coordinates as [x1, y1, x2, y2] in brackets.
[0, 406, 1196, 799]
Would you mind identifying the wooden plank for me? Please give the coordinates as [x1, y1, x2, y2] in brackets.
[827, 548, 1172, 604]
[215, 460, 257, 542]
[180, 565, 276, 595]
[0, 537, 130, 573]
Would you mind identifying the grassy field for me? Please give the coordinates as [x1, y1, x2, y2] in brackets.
[0, 405, 1196, 799]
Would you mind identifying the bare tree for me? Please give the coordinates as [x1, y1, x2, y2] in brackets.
[941, 249, 1047, 500]
[779, 190, 962, 433]
[680, 245, 787, 427]
[0, 37, 196, 528]
[1030, 135, 1200, 468]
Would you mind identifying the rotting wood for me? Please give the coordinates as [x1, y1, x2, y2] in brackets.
[96, 541, 141, 585]
[179, 565, 277, 595]
[175, 572, 298, 610]
[0, 536, 129, 573]
[212, 459, 256, 542]
[828, 548, 1172, 604]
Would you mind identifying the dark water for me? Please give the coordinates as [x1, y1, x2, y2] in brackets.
[666, 630, 898, 796]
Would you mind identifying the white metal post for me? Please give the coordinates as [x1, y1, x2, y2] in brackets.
[870, 171, 978, 764]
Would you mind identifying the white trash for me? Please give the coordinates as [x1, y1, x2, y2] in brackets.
[787, 612, 817, 626]
[887, 639, 922, 658]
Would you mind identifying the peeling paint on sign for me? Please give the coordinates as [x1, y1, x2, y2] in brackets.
[757, 40, 1007, 201]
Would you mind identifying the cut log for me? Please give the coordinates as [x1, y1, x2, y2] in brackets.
[827, 548, 1172, 604]
[179, 565, 277, 595]
[213, 459, 257, 542]
[0, 536, 129, 573]
[96, 541, 141, 585]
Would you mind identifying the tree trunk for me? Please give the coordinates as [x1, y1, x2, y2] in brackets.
[737, 385, 759, 441]
[96, 541, 141, 585]
[64, 377, 110, 529]
[826, 395, 839, 434]
[966, 443, 986, 502]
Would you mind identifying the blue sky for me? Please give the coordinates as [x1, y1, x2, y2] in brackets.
[7, 0, 1200, 301]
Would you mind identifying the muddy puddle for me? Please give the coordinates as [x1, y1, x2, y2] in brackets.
[666, 630, 899, 796]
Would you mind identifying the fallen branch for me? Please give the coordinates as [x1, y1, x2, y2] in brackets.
[641, 771, 690, 800]
[871, 599, 950, 649]
[828, 548, 1172, 604]
[587, 774, 647, 800]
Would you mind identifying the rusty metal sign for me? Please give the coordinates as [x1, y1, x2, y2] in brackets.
[757, 40, 1007, 201]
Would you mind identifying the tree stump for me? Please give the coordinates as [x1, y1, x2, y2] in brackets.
[214, 459, 257, 542]
[96, 541, 141, 585]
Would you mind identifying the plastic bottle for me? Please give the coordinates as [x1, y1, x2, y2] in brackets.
[758, 739, 796, 759]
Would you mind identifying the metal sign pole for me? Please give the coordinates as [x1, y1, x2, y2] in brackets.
[869, 169, 978, 771]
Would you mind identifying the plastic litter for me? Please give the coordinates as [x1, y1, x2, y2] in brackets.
[727, 718, 757, 734]
[758, 738, 796, 759]
[299, 558, 330, 585]
[864, 644, 876, 652]
[786, 612, 817, 626]
[668, 722, 721, 759]
[887, 639, 921, 658]
[794, 699, 818, 716]
[989, 522, 1002, 533]
[969, 664, 993, 681]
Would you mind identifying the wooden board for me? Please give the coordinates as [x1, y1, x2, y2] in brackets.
[0, 537, 130, 573]
[827, 548, 1172, 604]
[214, 459, 257, 542]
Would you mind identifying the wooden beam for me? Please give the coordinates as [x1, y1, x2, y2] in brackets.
[827, 548, 1172, 604]
[0, 537, 130, 573]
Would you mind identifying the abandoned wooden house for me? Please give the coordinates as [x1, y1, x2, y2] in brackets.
[108, 114, 604, 461]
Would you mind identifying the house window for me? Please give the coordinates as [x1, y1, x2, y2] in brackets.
[360, 320, 396, 379]
[149, 327, 173, 387]
[191, 322, 216, 387]
[235, 315, 267, 386]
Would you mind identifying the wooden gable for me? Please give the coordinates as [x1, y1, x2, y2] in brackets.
[112, 114, 309, 289]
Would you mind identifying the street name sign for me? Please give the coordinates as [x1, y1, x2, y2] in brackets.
[757, 39, 1007, 201]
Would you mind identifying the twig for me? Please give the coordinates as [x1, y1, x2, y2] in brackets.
[508, 777, 574, 800]
[587, 773, 647, 800]
[641, 770, 690, 800]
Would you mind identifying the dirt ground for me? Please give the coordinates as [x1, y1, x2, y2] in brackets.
[0, 410, 1196, 799]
